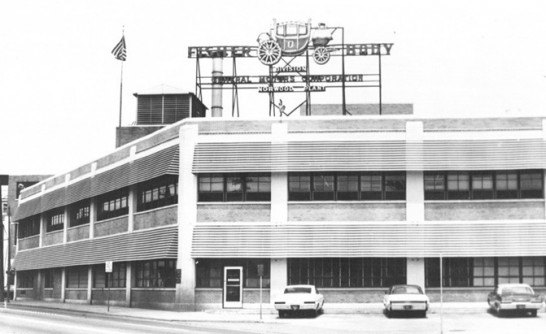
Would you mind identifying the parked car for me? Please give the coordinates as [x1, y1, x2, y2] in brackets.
[274, 284, 324, 318]
[383, 284, 429, 318]
[487, 283, 544, 317]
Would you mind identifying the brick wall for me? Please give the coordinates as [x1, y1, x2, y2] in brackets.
[197, 204, 271, 222]
[288, 203, 406, 221]
[67, 225, 90, 242]
[134, 206, 177, 230]
[425, 201, 545, 221]
[94, 216, 128, 237]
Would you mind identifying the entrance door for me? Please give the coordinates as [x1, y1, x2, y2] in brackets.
[223, 266, 243, 308]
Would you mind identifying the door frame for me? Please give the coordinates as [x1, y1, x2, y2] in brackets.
[223, 266, 243, 308]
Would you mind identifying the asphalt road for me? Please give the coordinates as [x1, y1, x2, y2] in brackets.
[0, 308, 251, 334]
[1, 307, 545, 334]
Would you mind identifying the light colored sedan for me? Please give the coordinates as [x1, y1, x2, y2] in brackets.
[383, 284, 429, 318]
[487, 283, 544, 317]
[274, 285, 324, 318]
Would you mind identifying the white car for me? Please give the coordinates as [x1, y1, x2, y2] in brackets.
[274, 285, 324, 318]
[487, 283, 544, 317]
[383, 284, 429, 318]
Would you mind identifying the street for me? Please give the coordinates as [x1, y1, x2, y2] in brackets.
[1, 307, 544, 334]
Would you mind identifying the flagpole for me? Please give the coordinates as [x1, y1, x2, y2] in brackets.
[119, 61, 123, 128]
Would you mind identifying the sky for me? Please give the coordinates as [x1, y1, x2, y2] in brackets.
[1, 0, 546, 175]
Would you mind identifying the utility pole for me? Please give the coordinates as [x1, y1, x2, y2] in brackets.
[0, 184, 5, 303]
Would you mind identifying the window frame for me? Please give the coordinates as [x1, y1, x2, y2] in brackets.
[69, 199, 90, 227]
[137, 175, 178, 212]
[96, 188, 129, 221]
[135, 259, 177, 288]
[198, 173, 271, 202]
[46, 208, 64, 233]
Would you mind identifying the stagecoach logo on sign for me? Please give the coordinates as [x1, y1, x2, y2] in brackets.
[257, 20, 333, 65]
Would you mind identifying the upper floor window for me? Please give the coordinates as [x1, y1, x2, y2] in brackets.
[198, 173, 271, 202]
[288, 172, 406, 201]
[69, 199, 90, 227]
[18, 215, 41, 239]
[46, 208, 64, 232]
[97, 188, 128, 221]
[425, 170, 544, 200]
[137, 175, 178, 212]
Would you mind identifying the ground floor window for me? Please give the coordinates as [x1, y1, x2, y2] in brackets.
[425, 257, 546, 287]
[135, 259, 176, 288]
[44, 269, 56, 288]
[288, 258, 406, 288]
[94, 262, 127, 288]
[196, 259, 271, 288]
[18, 270, 35, 288]
[66, 266, 88, 288]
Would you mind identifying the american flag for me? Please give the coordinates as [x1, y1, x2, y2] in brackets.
[111, 36, 126, 61]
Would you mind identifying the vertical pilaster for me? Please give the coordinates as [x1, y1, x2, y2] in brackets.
[176, 124, 198, 311]
[89, 198, 96, 239]
[542, 120, 546, 219]
[87, 266, 93, 304]
[61, 268, 66, 302]
[405, 121, 425, 289]
[270, 259, 288, 305]
[39, 213, 45, 248]
[36, 271, 43, 300]
[125, 263, 132, 307]
[128, 185, 136, 232]
[62, 207, 68, 244]
[13, 272, 18, 300]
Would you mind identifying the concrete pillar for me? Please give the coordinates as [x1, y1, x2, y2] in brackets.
[270, 258, 288, 305]
[61, 268, 66, 302]
[271, 122, 288, 225]
[128, 185, 137, 232]
[87, 266, 93, 304]
[62, 207, 68, 244]
[407, 258, 426, 290]
[36, 270, 43, 300]
[125, 263, 132, 307]
[176, 124, 199, 311]
[89, 198, 96, 239]
[39, 213, 45, 248]
[405, 121, 425, 288]
[542, 120, 546, 219]
[13, 272, 18, 300]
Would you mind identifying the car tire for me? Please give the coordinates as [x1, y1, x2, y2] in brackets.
[420, 311, 427, 318]
[385, 309, 391, 318]
[278, 311, 285, 318]
[530, 310, 537, 317]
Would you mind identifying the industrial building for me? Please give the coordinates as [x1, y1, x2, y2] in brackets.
[10, 93, 546, 309]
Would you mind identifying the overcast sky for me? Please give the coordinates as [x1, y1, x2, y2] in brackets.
[1, 0, 546, 175]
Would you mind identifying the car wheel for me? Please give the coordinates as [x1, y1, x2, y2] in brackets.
[385, 308, 391, 318]
[420, 311, 427, 318]
[278, 311, 285, 318]
[530, 310, 537, 317]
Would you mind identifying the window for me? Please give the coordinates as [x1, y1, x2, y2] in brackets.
[385, 173, 406, 200]
[288, 172, 406, 201]
[66, 266, 88, 288]
[44, 269, 55, 288]
[496, 172, 518, 199]
[198, 174, 271, 202]
[135, 259, 176, 288]
[471, 172, 494, 199]
[520, 171, 543, 198]
[18, 215, 41, 238]
[69, 199, 90, 227]
[94, 263, 127, 288]
[137, 175, 178, 211]
[337, 174, 359, 200]
[97, 188, 128, 221]
[425, 257, 546, 287]
[360, 173, 382, 200]
[288, 174, 311, 200]
[447, 172, 470, 199]
[288, 258, 406, 288]
[196, 259, 271, 288]
[425, 170, 544, 200]
[313, 174, 335, 200]
[18, 270, 35, 288]
[46, 208, 64, 232]
[424, 173, 446, 200]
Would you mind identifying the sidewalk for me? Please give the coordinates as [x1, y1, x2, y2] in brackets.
[2, 300, 489, 323]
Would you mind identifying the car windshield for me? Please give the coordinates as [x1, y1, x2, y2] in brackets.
[502, 286, 533, 295]
[285, 287, 312, 294]
[392, 286, 422, 294]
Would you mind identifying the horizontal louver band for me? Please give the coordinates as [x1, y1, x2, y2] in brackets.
[192, 139, 546, 173]
[13, 225, 178, 271]
[192, 221, 546, 258]
[14, 146, 179, 221]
